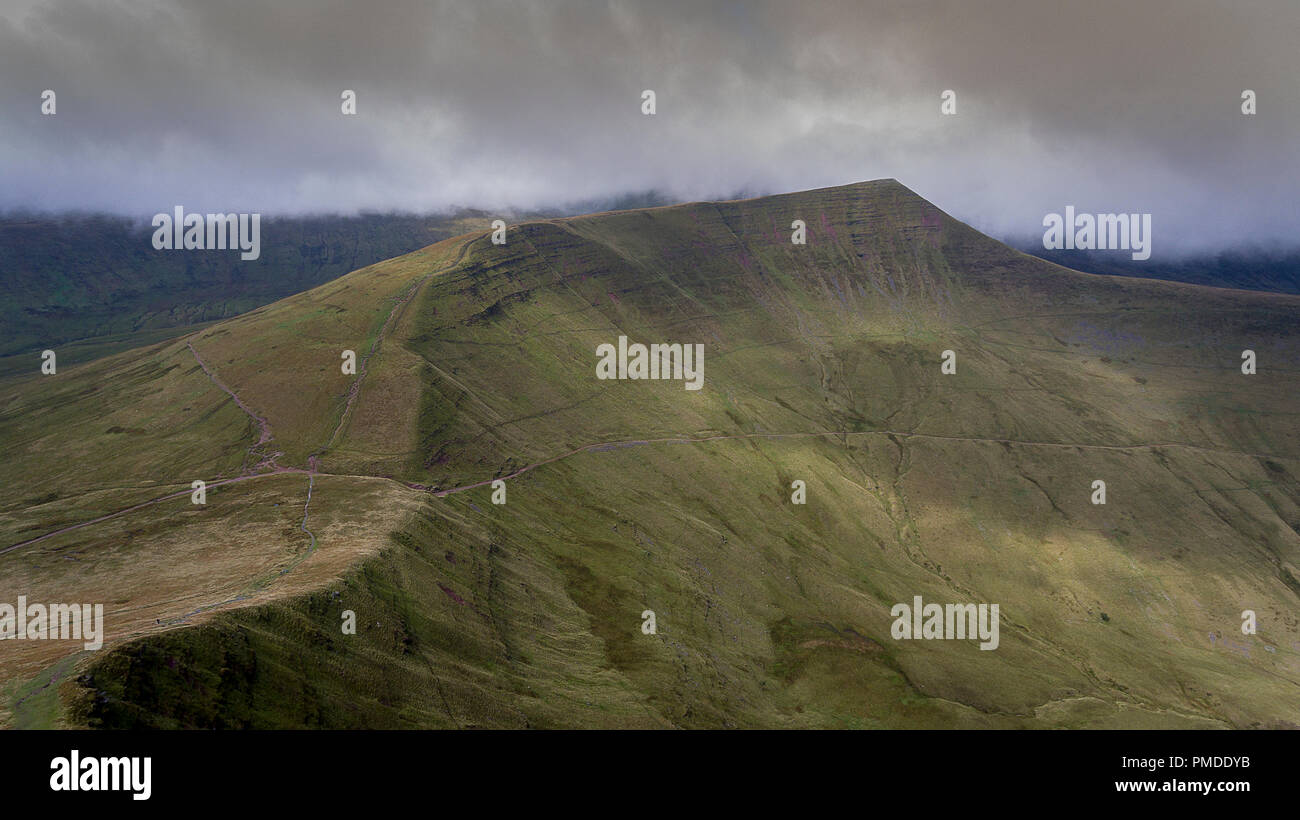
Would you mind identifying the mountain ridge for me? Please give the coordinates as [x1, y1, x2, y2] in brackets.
[2, 179, 1296, 729]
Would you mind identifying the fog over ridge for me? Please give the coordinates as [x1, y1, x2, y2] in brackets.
[2, 0, 1296, 254]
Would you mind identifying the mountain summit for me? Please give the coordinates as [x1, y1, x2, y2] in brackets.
[2, 180, 1297, 728]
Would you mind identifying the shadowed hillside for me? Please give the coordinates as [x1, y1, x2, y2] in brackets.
[0, 212, 489, 364]
[1017, 244, 1300, 295]
[2, 180, 1297, 728]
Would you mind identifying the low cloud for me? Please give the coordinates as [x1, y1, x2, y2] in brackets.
[1, 0, 1296, 253]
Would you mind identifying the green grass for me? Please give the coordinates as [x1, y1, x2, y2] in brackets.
[5, 180, 1299, 728]
[0, 213, 488, 358]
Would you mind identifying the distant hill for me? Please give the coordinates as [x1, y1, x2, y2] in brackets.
[1013, 242, 1300, 294]
[2, 180, 1297, 729]
[0, 212, 489, 357]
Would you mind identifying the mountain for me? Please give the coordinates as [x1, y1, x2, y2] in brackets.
[1, 179, 1297, 729]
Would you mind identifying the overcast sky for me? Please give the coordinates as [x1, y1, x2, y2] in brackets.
[2, 0, 1296, 253]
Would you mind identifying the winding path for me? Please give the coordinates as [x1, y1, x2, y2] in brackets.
[188, 340, 275, 472]
[2, 235, 480, 557]
[422, 427, 1294, 497]
[313, 268, 439, 463]
[5, 229, 1293, 559]
[6, 424, 1293, 555]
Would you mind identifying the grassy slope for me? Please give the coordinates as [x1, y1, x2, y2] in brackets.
[0, 236, 470, 725]
[0, 213, 488, 357]
[4, 180, 1298, 728]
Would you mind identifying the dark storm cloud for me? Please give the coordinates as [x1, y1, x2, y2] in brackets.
[1, 0, 1296, 252]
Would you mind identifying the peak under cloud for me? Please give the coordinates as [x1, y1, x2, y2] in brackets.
[1, 0, 1297, 255]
